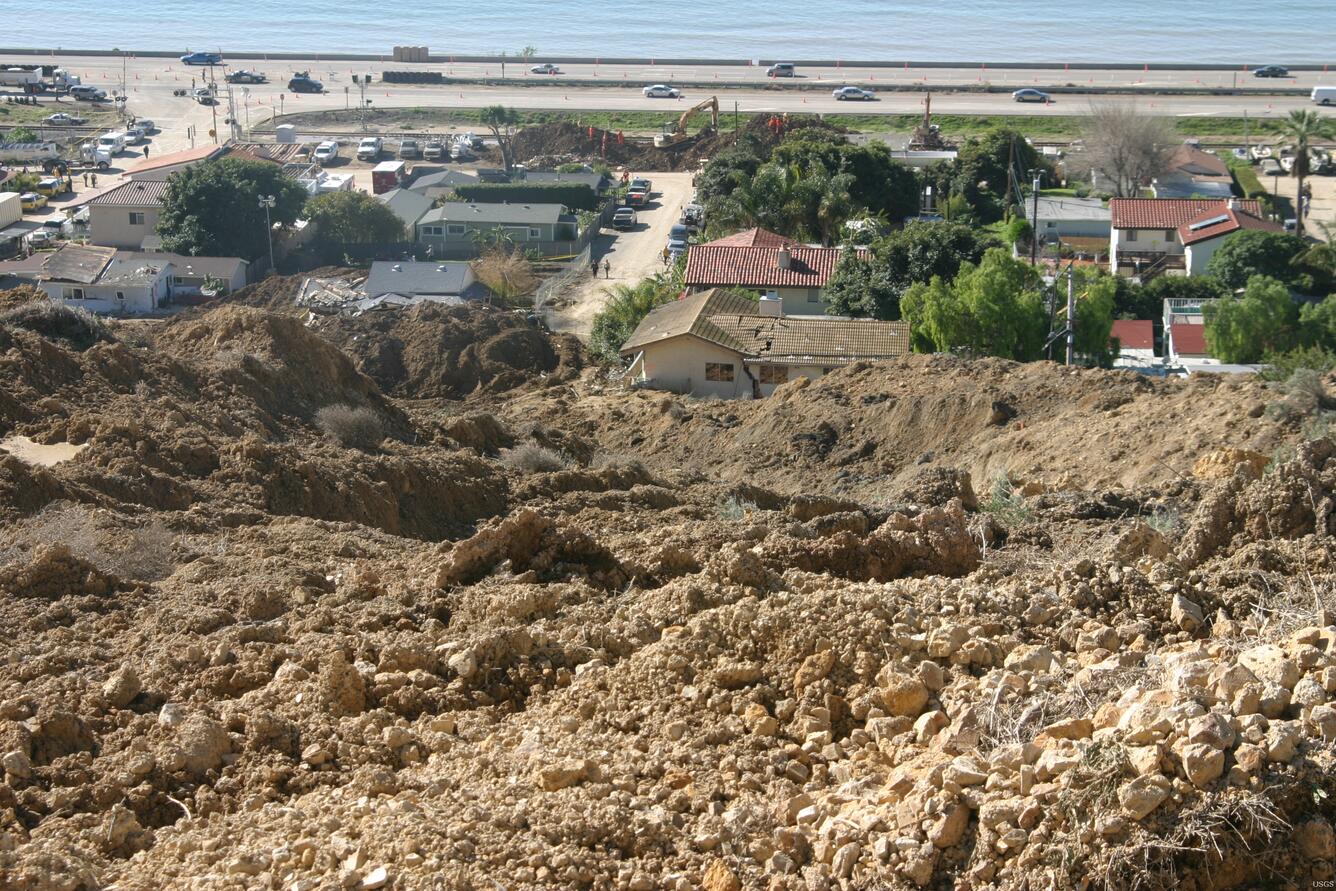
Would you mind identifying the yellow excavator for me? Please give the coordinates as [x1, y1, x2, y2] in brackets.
[654, 96, 720, 149]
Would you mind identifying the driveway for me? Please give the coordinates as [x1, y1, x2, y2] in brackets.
[546, 171, 693, 339]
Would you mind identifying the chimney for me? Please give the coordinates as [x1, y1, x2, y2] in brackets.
[758, 294, 783, 318]
[1227, 197, 1241, 211]
[777, 246, 791, 270]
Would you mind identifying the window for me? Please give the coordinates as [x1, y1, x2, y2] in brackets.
[422, 225, 442, 236]
[61, 287, 85, 300]
[704, 362, 735, 382]
[128, 212, 146, 226]
[446, 224, 466, 235]
[529, 228, 541, 239]
[115, 291, 126, 301]
[806, 289, 820, 303]
[1125, 229, 1138, 243]
[758, 365, 788, 384]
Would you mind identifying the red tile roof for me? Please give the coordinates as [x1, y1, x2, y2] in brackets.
[1109, 198, 1264, 230]
[705, 228, 797, 248]
[1171, 322, 1209, 357]
[684, 244, 862, 289]
[1178, 204, 1282, 246]
[1111, 319, 1155, 351]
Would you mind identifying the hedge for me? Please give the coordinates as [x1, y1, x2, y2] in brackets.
[452, 182, 601, 211]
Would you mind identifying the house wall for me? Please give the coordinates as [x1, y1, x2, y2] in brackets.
[1185, 238, 1226, 276]
[1041, 217, 1111, 240]
[42, 275, 167, 314]
[170, 264, 248, 295]
[416, 220, 574, 258]
[637, 336, 752, 399]
[89, 204, 160, 249]
[745, 362, 833, 397]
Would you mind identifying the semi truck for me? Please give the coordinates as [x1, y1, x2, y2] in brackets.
[0, 67, 81, 93]
[0, 141, 60, 164]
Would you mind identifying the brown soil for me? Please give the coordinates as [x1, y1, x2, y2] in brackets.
[2, 293, 1335, 891]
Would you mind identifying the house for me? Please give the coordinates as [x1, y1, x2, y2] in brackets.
[378, 188, 435, 232]
[1163, 298, 1213, 364]
[125, 144, 228, 182]
[144, 253, 249, 298]
[619, 288, 911, 399]
[1033, 196, 1111, 241]
[1109, 198, 1280, 279]
[361, 260, 486, 301]
[1151, 145, 1235, 200]
[406, 170, 479, 201]
[683, 229, 861, 316]
[414, 202, 577, 259]
[87, 179, 169, 249]
[1110, 319, 1156, 368]
[10, 245, 247, 313]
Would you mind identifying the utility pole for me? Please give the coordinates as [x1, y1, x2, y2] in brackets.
[1029, 169, 1041, 265]
[1065, 264, 1076, 366]
[734, 101, 739, 142]
[1243, 109, 1250, 160]
[259, 195, 276, 275]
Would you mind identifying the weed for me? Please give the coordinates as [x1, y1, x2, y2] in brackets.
[316, 404, 384, 451]
[0, 505, 177, 582]
[0, 302, 115, 351]
[715, 495, 759, 521]
[981, 473, 1031, 528]
[1145, 507, 1180, 535]
[502, 443, 571, 473]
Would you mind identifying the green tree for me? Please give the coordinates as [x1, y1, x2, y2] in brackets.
[7, 127, 38, 144]
[156, 158, 307, 261]
[1299, 295, 1336, 350]
[304, 191, 405, 246]
[479, 105, 521, 172]
[772, 133, 920, 221]
[951, 127, 1048, 222]
[1202, 275, 1298, 362]
[1279, 109, 1335, 237]
[823, 246, 899, 320]
[828, 222, 992, 320]
[1205, 230, 1309, 290]
[901, 249, 1048, 359]
[589, 267, 689, 363]
[1068, 267, 1119, 366]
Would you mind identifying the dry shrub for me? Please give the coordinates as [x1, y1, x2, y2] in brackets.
[471, 247, 539, 306]
[502, 443, 570, 473]
[0, 504, 177, 582]
[0, 302, 114, 351]
[316, 404, 384, 451]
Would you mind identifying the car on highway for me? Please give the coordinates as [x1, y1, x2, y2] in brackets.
[314, 141, 339, 164]
[643, 84, 681, 98]
[398, 138, 421, 159]
[1012, 88, 1051, 103]
[766, 63, 796, 77]
[68, 85, 107, 102]
[226, 70, 267, 84]
[356, 137, 383, 161]
[423, 141, 446, 161]
[288, 73, 323, 93]
[1253, 65, 1290, 78]
[19, 192, 47, 212]
[832, 86, 876, 101]
[530, 63, 562, 75]
[180, 52, 223, 66]
[611, 207, 637, 230]
[43, 112, 86, 126]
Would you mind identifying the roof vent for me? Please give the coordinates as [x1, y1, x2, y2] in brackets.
[777, 246, 792, 270]
[1188, 214, 1230, 232]
[1227, 198, 1241, 211]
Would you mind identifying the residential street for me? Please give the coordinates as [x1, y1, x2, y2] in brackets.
[546, 171, 693, 339]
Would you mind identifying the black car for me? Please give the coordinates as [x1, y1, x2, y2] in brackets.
[227, 70, 267, 84]
[1253, 65, 1290, 78]
[287, 73, 323, 93]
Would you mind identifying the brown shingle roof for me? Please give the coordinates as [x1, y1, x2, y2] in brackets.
[619, 288, 911, 363]
[125, 144, 226, 178]
[706, 228, 797, 248]
[1111, 319, 1155, 351]
[684, 244, 861, 289]
[1110, 198, 1263, 229]
[89, 180, 169, 207]
[1178, 204, 1282, 246]
[39, 245, 116, 284]
[1168, 145, 1230, 178]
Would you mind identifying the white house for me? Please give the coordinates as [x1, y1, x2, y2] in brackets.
[1109, 198, 1281, 279]
[88, 180, 169, 250]
[23, 244, 246, 314]
[683, 229, 866, 317]
[620, 288, 911, 399]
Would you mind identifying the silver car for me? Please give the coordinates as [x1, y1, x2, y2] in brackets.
[1012, 88, 1051, 103]
[643, 84, 680, 98]
[832, 86, 875, 101]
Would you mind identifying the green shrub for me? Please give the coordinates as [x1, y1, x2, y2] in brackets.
[982, 473, 1032, 528]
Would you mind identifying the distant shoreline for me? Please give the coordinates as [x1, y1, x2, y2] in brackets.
[2, 47, 1334, 71]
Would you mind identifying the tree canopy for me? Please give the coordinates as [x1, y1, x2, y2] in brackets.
[1204, 230, 1310, 290]
[304, 190, 405, 245]
[479, 105, 521, 172]
[900, 249, 1048, 359]
[1202, 275, 1298, 363]
[157, 158, 307, 261]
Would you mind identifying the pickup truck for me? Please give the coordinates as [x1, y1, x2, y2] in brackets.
[356, 137, 383, 161]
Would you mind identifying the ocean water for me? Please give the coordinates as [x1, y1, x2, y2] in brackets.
[5, 0, 1334, 64]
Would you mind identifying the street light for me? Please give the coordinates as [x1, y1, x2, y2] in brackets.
[259, 195, 276, 275]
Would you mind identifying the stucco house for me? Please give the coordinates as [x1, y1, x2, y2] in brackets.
[378, 188, 435, 233]
[18, 244, 246, 313]
[88, 179, 169, 250]
[415, 202, 577, 259]
[1151, 145, 1235, 200]
[619, 288, 911, 399]
[1033, 196, 1111, 240]
[1109, 198, 1280, 279]
[683, 229, 861, 316]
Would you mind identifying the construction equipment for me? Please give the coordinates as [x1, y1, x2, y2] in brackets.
[907, 93, 949, 151]
[654, 96, 719, 149]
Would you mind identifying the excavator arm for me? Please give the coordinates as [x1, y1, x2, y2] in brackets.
[655, 97, 720, 148]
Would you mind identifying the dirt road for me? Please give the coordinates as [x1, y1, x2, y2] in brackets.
[546, 171, 694, 339]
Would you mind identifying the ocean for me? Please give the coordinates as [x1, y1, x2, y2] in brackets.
[5, 0, 1334, 64]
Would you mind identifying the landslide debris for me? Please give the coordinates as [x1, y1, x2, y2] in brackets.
[2, 294, 1336, 891]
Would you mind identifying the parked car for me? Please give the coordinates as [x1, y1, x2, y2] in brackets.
[459, 132, 485, 149]
[288, 73, 323, 93]
[398, 138, 421, 159]
[766, 63, 796, 77]
[1253, 65, 1290, 78]
[643, 84, 680, 98]
[450, 141, 474, 162]
[134, 119, 156, 133]
[357, 137, 383, 161]
[34, 177, 67, 197]
[226, 69, 267, 84]
[19, 192, 47, 212]
[123, 128, 146, 145]
[192, 86, 216, 103]
[26, 228, 56, 248]
[611, 207, 638, 230]
[43, 112, 86, 126]
[667, 223, 690, 252]
[1012, 88, 1051, 103]
[530, 63, 562, 75]
[423, 141, 446, 161]
[832, 86, 875, 101]
[180, 52, 223, 66]
[314, 141, 339, 164]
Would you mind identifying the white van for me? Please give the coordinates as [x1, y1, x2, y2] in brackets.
[97, 132, 127, 154]
[1313, 86, 1336, 106]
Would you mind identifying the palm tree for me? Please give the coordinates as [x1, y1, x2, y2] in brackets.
[1280, 109, 1334, 237]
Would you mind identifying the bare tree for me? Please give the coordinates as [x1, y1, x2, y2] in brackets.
[1077, 102, 1176, 197]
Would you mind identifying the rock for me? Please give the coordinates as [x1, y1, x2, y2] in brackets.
[794, 650, 836, 692]
[1118, 774, 1172, 820]
[914, 710, 948, 744]
[302, 743, 331, 766]
[1311, 704, 1336, 742]
[176, 714, 230, 775]
[538, 759, 593, 792]
[360, 867, 389, 890]
[102, 664, 142, 709]
[832, 842, 860, 879]
[1296, 818, 1336, 861]
[1185, 712, 1235, 749]
[448, 650, 477, 680]
[901, 853, 937, 887]
[1293, 678, 1327, 709]
[1192, 448, 1269, 481]
[702, 858, 741, 891]
[1004, 645, 1054, 674]
[158, 703, 186, 728]
[1170, 595, 1204, 634]
[1179, 743, 1225, 787]
[879, 673, 930, 718]
[927, 804, 970, 849]
[1037, 717, 1093, 741]
[1238, 644, 1301, 690]
[318, 651, 367, 717]
[927, 625, 968, 659]
[1, 750, 32, 780]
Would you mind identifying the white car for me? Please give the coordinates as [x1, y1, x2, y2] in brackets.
[530, 63, 562, 75]
[643, 84, 681, 98]
[44, 113, 86, 126]
[124, 128, 146, 145]
[314, 141, 339, 164]
[832, 86, 876, 101]
[356, 137, 382, 161]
